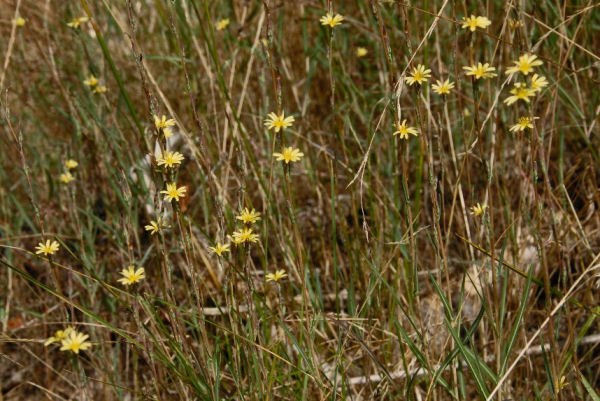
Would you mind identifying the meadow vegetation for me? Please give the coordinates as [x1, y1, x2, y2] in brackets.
[1, 0, 600, 399]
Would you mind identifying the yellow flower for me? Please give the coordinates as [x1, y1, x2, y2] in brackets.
[209, 242, 230, 256]
[44, 326, 74, 346]
[117, 265, 146, 286]
[93, 85, 107, 94]
[216, 18, 230, 31]
[264, 111, 295, 132]
[431, 78, 455, 95]
[236, 208, 261, 224]
[60, 172, 75, 184]
[163, 127, 174, 138]
[470, 203, 488, 216]
[393, 119, 419, 139]
[14, 17, 26, 27]
[509, 19, 523, 29]
[273, 147, 304, 164]
[463, 62, 497, 80]
[229, 227, 259, 244]
[405, 64, 431, 86]
[356, 47, 368, 57]
[461, 15, 491, 32]
[144, 218, 168, 235]
[65, 159, 78, 169]
[505, 54, 543, 76]
[160, 182, 187, 202]
[320, 12, 344, 28]
[59, 330, 92, 354]
[266, 269, 288, 282]
[83, 75, 98, 87]
[510, 116, 538, 132]
[530, 74, 548, 92]
[157, 151, 185, 168]
[67, 17, 89, 28]
[35, 240, 60, 255]
[503, 83, 535, 106]
[154, 115, 176, 130]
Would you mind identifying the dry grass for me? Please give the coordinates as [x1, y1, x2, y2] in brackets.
[1, 0, 600, 400]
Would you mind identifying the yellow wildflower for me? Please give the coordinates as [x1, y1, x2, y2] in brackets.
[60, 172, 75, 184]
[432, 78, 455, 95]
[154, 115, 176, 130]
[393, 120, 418, 139]
[117, 265, 146, 286]
[405, 64, 431, 86]
[144, 218, 168, 235]
[209, 242, 230, 256]
[236, 208, 261, 224]
[264, 112, 295, 132]
[59, 330, 92, 354]
[461, 15, 491, 32]
[266, 270, 288, 282]
[505, 54, 542, 76]
[65, 159, 78, 169]
[470, 203, 488, 216]
[503, 83, 535, 106]
[14, 17, 26, 27]
[463, 62, 497, 80]
[530, 74, 548, 93]
[320, 12, 344, 28]
[35, 240, 60, 256]
[510, 116, 538, 133]
[216, 18, 230, 31]
[229, 227, 259, 244]
[93, 85, 107, 94]
[356, 47, 368, 57]
[67, 17, 89, 29]
[273, 147, 304, 164]
[83, 75, 98, 87]
[157, 151, 185, 168]
[160, 182, 187, 202]
[44, 326, 74, 346]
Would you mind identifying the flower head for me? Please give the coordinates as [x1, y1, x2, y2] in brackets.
[356, 47, 368, 57]
[463, 62, 497, 80]
[117, 265, 146, 286]
[35, 240, 60, 256]
[320, 13, 344, 28]
[470, 203, 488, 216]
[273, 147, 304, 164]
[503, 83, 535, 106]
[154, 115, 176, 131]
[145, 218, 169, 235]
[65, 159, 78, 169]
[432, 78, 455, 95]
[264, 112, 295, 133]
[83, 75, 98, 87]
[393, 120, 419, 139]
[67, 17, 89, 29]
[59, 330, 92, 354]
[93, 85, 107, 94]
[505, 54, 543, 76]
[510, 116, 538, 132]
[530, 74, 548, 93]
[160, 182, 187, 202]
[229, 227, 259, 245]
[266, 269, 288, 282]
[236, 208, 261, 225]
[14, 17, 26, 27]
[60, 172, 75, 184]
[157, 151, 185, 168]
[44, 326, 74, 346]
[209, 242, 230, 256]
[405, 64, 431, 86]
[163, 127, 174, 138]
[216, 18, 230, 31]
[461, 15, 492, 32]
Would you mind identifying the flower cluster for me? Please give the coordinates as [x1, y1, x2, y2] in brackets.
[83, 74, 107, 94]
[45, 326, 92, 355]
[60, 158, 78, 184]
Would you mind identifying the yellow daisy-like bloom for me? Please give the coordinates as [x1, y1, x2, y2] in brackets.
[530, 74, 548, 93]
[264, 112, 295, 133]
[160, 182, 187, 202]
[405, 64, 431, 86]
[463, 62, 497, 80]
[209, 242, 230, 256]
[157, 151, 185, 168]
[470, 203, 488, 216]
[67, 17, 89, 28]
[393, 120, 419, 139]
[431, 78, 455, 95]
[509, 116, 538, 133]
[356, 47, 368, 57]
[14, 17, 26, 27]
[216, 18, 230, 31]
[163, 127, 174, 138]
[144, 217, 168, 235]
[117, 265, 146, 286]
[461, 15, 491, 32]
[266, 269, 288, 282]
[154, 115, 176, 130]
[505, 54, 543, 76]
[83, 75, 98, 87]
[60, 172, 75, 184]
[319, 12, 344, 28]
[44, 326, 74, 346]
[93, 85, 107, 94]
[65, 159, 78, 169]
[229, 227, 259, 244]
[236, 208, 261, 224]
[503, 83, 535, 106]
[273, 147, 304, 164]
[35, 240, 60, 255]
[59, 330, 92, 354]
